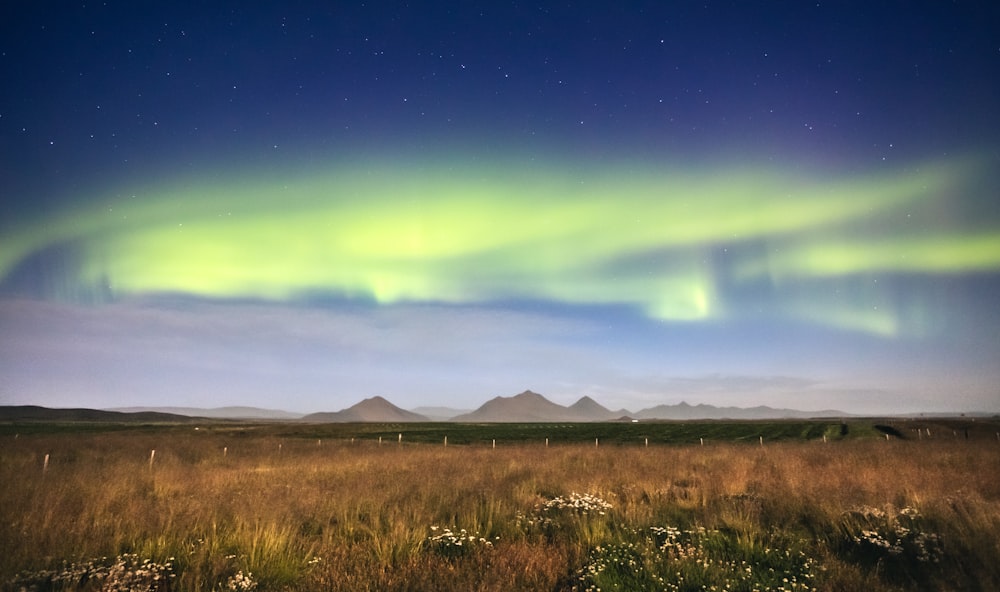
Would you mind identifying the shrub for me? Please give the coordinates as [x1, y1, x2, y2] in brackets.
[836, 505, 944, 588]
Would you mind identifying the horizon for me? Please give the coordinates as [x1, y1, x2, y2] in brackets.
[37, 388, 999, 418]
[2, 3, 999, 416]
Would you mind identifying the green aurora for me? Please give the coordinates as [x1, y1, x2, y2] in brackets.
[3, 156, 997, 338]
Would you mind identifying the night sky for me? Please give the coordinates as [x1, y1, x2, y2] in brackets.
[2, 2, 998, 415]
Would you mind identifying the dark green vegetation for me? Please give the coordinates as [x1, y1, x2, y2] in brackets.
[7, 415, 988, 443]
[267, 419, 853, 445]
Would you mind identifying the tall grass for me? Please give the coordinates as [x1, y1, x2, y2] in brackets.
[1, 426, 998, 590]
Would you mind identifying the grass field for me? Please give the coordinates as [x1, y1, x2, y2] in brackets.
[2, 419, 998, 591]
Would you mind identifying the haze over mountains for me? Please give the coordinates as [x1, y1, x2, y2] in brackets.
[81, 390, 853, 422]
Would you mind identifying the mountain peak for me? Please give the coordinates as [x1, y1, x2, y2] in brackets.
[569, 395, 615, 420]
[302, 396, 428, 422]
[452, 390, 621, 422]
[515, 389, 543, 398]
[357, 395, 393, 407]
[570, 395, 603, 407]
[452, 390, 567, 422]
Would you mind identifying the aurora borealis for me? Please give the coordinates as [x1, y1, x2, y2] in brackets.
[2, 2, 998, 414]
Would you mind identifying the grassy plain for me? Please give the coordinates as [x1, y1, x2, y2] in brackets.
[1, 419, 998, 591]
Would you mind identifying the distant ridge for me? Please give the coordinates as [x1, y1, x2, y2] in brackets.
[0, 405, 200, 423]
[3, 393, 855, 424]
[302, 396, 429, 422]
[107, 406, 303, 420]
[449, 391, 850, 422]
[634, 401, 849, 421]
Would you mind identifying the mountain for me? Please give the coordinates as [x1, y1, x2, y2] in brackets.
[634, 401, 849, 420]
[410, 406, 472, 421]
[568, 396, 618, 421]
[451, 390, 582, 422]
[449, 391, 850, 422]
[302, 396, 429, 422]
[106, 406, 303, 420]
[5, 396, 853, 425]
[0, 405, 201, 423]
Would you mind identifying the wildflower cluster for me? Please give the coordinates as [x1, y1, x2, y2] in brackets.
[541, 492, 613, 515]
[842, 505, 943, 565]
[575, 541, 645, 592]
[426, 526, 497, 558]
[518, 492, 614, 534]
[225, 570, 258, 591]
[10, 553, 175, 592]
[575, 526, 819, 592]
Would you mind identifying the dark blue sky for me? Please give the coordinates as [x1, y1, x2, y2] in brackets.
[1, 2, 998, 413]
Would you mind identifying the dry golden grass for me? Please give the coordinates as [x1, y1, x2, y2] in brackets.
[1, 427, 998, 591]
